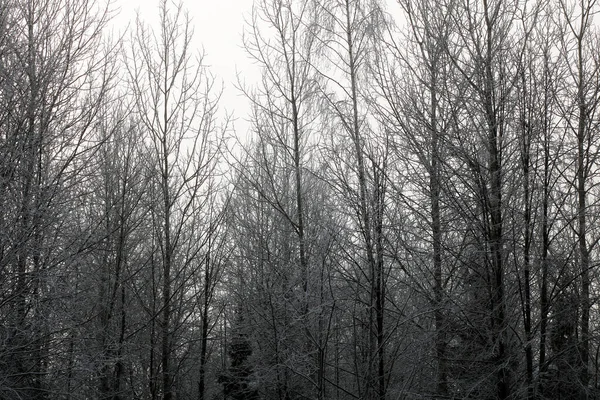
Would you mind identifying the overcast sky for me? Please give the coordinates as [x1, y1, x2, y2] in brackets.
[111, 0, 403, 136]
[112, 0, 259, 134]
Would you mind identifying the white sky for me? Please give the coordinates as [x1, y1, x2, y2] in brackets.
[111, 0, 259, 134]
[110, 0, 404, 136]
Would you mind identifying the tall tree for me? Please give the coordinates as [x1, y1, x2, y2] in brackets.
[314, 0, 390, 397]
[89, 101, 147, 399]
[442, 0, 530, 396]
[237, 0, 334, 397]
[373, 0, 457, 395]
[0, 0, 113, 397]
[126, 1, 223, 397]
[556, 0, 600, 393]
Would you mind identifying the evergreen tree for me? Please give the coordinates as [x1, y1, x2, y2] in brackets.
[219, 313, 259, 400]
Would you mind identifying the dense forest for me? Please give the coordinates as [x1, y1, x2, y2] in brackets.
[1, 0, 600, 398]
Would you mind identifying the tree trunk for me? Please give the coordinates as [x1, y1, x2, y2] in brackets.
[576, 27, 590, 391]
[343, 1, 384, 397]
[199, 246, 211, 400]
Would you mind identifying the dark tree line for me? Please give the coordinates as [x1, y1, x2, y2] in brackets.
[1, 0, 600, 399]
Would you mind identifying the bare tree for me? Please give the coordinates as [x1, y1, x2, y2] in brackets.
[234, 0, 337, 397]
[126, 1, 224, 398]
[440, 0, 530, 397]
[0, 0, 114, 397]
[555, 0, 600, 393]
[87, 99, 148, 399]
[371, 0, 458, 395]
[311, 0, 391, 397]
